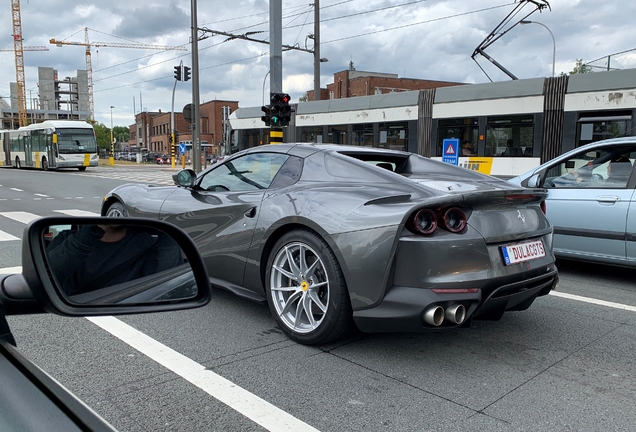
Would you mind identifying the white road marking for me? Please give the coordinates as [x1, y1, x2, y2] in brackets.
[34, 193, 49, 197]
[87, 316, 320, 432]
[0, 211, 40, 224]
[0, 266, 21, 274]
[0, 231, 19, 242]
[550, 291, 636, 312]
[10, 188, 23, 192]
[53, 210, 100, 217]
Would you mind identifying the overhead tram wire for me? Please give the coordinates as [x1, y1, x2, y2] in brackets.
[323, 2, 514, 44]
[91, 2, 511, 91]
[198, 2, 312, 27]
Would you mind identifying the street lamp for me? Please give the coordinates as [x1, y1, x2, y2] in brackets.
[520, 20, 556, 78]
[109, 106, 115, 166]
[262, 70, 270, 107]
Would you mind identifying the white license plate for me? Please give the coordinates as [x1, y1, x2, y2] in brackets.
[501, 239, 546, 265]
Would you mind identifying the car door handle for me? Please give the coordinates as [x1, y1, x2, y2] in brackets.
[244, 207, 257, 218]
[596, 196, 620, 204]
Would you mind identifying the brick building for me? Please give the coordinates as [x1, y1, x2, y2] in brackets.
[129, 99, 238, 158]
[306, 70, 464, 101]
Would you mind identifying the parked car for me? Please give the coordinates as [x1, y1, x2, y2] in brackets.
[102, 144, 558, 345]
[509, 136, 636, 267]
[156, 155, 170, 164]
[0, 217, 211, 431]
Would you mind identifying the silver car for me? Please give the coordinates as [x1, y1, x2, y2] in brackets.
[509, 137, 636, 267]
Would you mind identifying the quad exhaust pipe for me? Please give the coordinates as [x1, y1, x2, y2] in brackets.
[423, 304, 467, 327]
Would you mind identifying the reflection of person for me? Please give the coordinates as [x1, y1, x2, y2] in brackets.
[462, 141, 473, 156]
[501, 139, 518, 156]
[605, 156, 633, 185]
[46, 225, 169, 296]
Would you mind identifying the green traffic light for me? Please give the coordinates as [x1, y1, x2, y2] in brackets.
[271, 116, 280, 125]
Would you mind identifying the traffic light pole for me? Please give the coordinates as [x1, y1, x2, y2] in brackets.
[270, 0, 282, 144]
[171, 61, 181, 169]
[191, 0, 202, 173]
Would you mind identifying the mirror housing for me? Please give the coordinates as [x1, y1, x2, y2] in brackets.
[2, 217, 211, 316]
[526, 173, 541, 188]
[172, 169, 197, 187]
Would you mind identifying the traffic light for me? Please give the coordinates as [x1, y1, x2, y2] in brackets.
[183, 66, 191, 82]
[261, 105, 271, 126]
[174, 65, 182, 81]
[280, 93, 291, 127]
[168, 133, 173, 144]
[270, 93, 291, 127]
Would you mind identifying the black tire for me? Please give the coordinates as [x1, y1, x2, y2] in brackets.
[105, 202, 128, 217]
[42, 157, 49, 171]
[78, 166, 87, 171]
[15, 157, 21, 169]
[265, 229, 352, 345]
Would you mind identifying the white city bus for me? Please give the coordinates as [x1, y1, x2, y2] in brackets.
[0, 120, 98, 171]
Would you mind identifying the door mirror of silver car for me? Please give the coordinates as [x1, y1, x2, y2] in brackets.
[1, 217, 211, 317]
[173, 169, 197, 187]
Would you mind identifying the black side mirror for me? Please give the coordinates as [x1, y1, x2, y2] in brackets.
[1, 217, 211, 316]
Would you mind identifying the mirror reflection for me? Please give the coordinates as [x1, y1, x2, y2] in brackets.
[44, 223, 197, 305]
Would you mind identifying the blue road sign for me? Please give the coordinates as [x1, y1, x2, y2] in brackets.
[442, 138, 460, 166]
[179, 143, 186, 154]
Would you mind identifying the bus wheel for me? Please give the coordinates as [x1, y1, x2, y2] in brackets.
[42, 157, 49, 171]
[15, 157, 21, 169]
[78, 166, 87, 171]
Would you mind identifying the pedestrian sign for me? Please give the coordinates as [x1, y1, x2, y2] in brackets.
[179, 143, 186, 154]
[442, 138, 460, 166]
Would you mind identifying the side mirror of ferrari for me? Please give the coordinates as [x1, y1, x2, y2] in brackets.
[0, 217, 211, 316]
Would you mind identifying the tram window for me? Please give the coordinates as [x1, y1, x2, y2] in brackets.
[327, 125, 347, 145]
[352, 124, 373, 147]
[379, 122, 408, 151]
[576, 115, 630, 147]
[486, 115, 534, 157]
[437, 118, 478, 156]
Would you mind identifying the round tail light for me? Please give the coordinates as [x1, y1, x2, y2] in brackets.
[443, 207, 467, 233]
[412, 209, 437, 235]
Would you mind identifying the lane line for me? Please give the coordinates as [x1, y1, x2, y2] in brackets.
[0, 266, 21, 274]
[10, 188, 24, 192]
[550, 291, 636, 312]
[87, 316, 320, 432]
[53, 209, 100, 217]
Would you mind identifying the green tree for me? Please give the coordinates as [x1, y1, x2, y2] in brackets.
[90, 122, 111, 150]
[561, 59, 593, 76]
[113, 125, 130, 144]
[298, 92, 309, 102]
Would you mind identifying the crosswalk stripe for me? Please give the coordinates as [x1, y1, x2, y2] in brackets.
[53, 210, 100, 217]
[0, 211, 41, 224]
[0, 231, 19, 242]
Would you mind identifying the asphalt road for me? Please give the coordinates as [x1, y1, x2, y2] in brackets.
[1, 165, 635, 432]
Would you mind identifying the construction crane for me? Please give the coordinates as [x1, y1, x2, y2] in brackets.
[11, 0, 28, 127]
[0, 46, 49, 51]
[50, 27, 188, 121]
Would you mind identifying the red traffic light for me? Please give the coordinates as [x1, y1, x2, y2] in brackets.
[281, 94, 291, 103]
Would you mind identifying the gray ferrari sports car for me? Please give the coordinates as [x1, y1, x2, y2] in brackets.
[102, 144, 558, 345]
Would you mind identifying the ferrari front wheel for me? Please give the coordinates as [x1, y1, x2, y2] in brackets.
[105, 202, 128, 217]
[266, 229, 352, 345]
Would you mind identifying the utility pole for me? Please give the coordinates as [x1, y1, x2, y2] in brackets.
[270, 0, 283, 144]
[314, 0, 321, 101]
[171, 60, 182, 168]
[191, 0, 202, 173]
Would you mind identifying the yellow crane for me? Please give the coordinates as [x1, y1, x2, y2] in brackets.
[50, 27, 188, 121]
[11, 0, 28, 127]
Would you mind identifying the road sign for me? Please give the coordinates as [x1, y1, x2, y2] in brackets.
[442, 138, 460, 166]
[183, 103, 193, 123]
[179, 143, 186, 154]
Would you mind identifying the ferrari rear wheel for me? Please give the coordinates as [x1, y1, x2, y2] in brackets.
[106, 202, 128, 217]
[266, 229, 352, 345]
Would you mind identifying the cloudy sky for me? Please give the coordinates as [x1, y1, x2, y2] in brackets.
[2, 0, 635, 128]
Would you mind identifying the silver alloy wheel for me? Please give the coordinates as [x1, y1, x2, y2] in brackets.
[270, 241, 330, 334]
[106, 206, 126, 217]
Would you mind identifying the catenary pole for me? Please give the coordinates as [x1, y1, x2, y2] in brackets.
[191, 0, 202, 173]
[314, 0, 320, 101]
